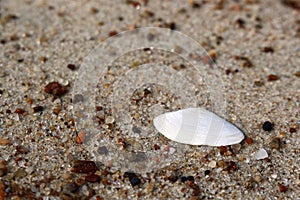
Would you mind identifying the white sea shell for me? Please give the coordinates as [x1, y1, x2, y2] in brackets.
[153, 108, 244, 146]
[254, 148, 268, 160]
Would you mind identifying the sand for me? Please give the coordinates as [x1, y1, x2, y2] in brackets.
[0, 0, 299, 199]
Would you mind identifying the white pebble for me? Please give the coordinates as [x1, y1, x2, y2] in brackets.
[208, 160, 217, 168]
[254, 148, 268, 160]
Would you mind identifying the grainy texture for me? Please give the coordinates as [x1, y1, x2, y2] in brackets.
[0, 0, 299, 199]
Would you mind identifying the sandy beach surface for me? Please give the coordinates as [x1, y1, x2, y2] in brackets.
[0, 0, 299, 199]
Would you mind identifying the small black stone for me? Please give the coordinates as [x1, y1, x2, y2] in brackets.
[167, 172, 178, 183]
[263, 121, 273, 132]
[33, 105, 43, 112]
[129, 176, 141, 187]
[124, 172, 141, 187]
[187, 176, 194, 182]
[204, 170, 211, 176]
[181, 176, 187, 183]
[192, 2, 201, 8]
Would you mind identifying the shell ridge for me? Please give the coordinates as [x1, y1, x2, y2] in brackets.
[214, 118, 226, 146]
[197, 108, 213, 145]
[165, 110, 183, 141]
[173, 108, 196, 144]
[185, 108, 202, 145]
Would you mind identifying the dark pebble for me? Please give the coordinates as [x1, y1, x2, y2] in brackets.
[33, 105, 43, 113]
[219, 146, 228, 155]
[123, 172, 141, 187]
[0, 90, 3, 95]
[15, 108, 25, 114]
[168, 22, 176, 30]
[109, 30, 118, 37]
[278, 183, 288, 192]
[129, 176, 141, 187]
[153, 144, 160, 150]
[187, 176, 194, 182]
[67, 64, 76, 71]
[71, 160, 98, 173]
[224, 161, 237, 172]
[289, 127, 296, 133]
[240, 56, 253, 68]
[44, 82, 68, 97]
[235, 18, 246, 28]
[167, 172, 178, 183]
[192, 2, 201, 8]
[268, 74, 279, 81]
[204, 170, 211, 176]
[262, 46, 274, 53]
[85, 174, 101, 182]
[16, 145, 29, 154]
[0, 39, 6, 44]
[64, 182, 79, 193]
[281, 0, 300, 10]
[262, 121, 273, 132]
[181, 176, 187, 183]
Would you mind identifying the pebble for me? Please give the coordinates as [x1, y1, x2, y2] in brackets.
[0, 160, 7, 177]
[262, 121, 273, 132]
[0, 137, 10, 146]
[255, 148, 268, 160]
[289, 127, 296, 133]
[208, 160, 217, 168]
[105, 116, 115, 124]
[167, 172, 178, 183]
[123, 172, 141, 187]
[76, 131, 86, 144]
[153, 144, 160, 150]
[268, 74, 279, 81]
[221, 161, 236, 172]
[219, 146, 229, 155]
[14, 168, 27, 179]
[187, 176, 195, 182]
[132, 126, 141, 134]
[269, 138, 281, 149]
[71, 160, 98, 173]
[231, 144, 242, 153]
[0, 181, 4, 200]
[67, 64, 76, 71]
[63, 182, 79, 193]
[262, 46, 274, 53]
[97, 146, 109, 155]
[278, 183, 288, 192]
[85, 174, 101, 182]
[181, 176, 188, 183]
[169, 147, 176, 154]
[15, 108, 25, 114]
[204, 170, 211, 176]
[246, 137, 254, 145]
[44, 82, 68, 97]
[33, 105, 44, 113]
[53, 106, 62, 115]
[217, 160, 225, 168]
[281, 0, 300, 10]
[254, 175, 262, 183]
